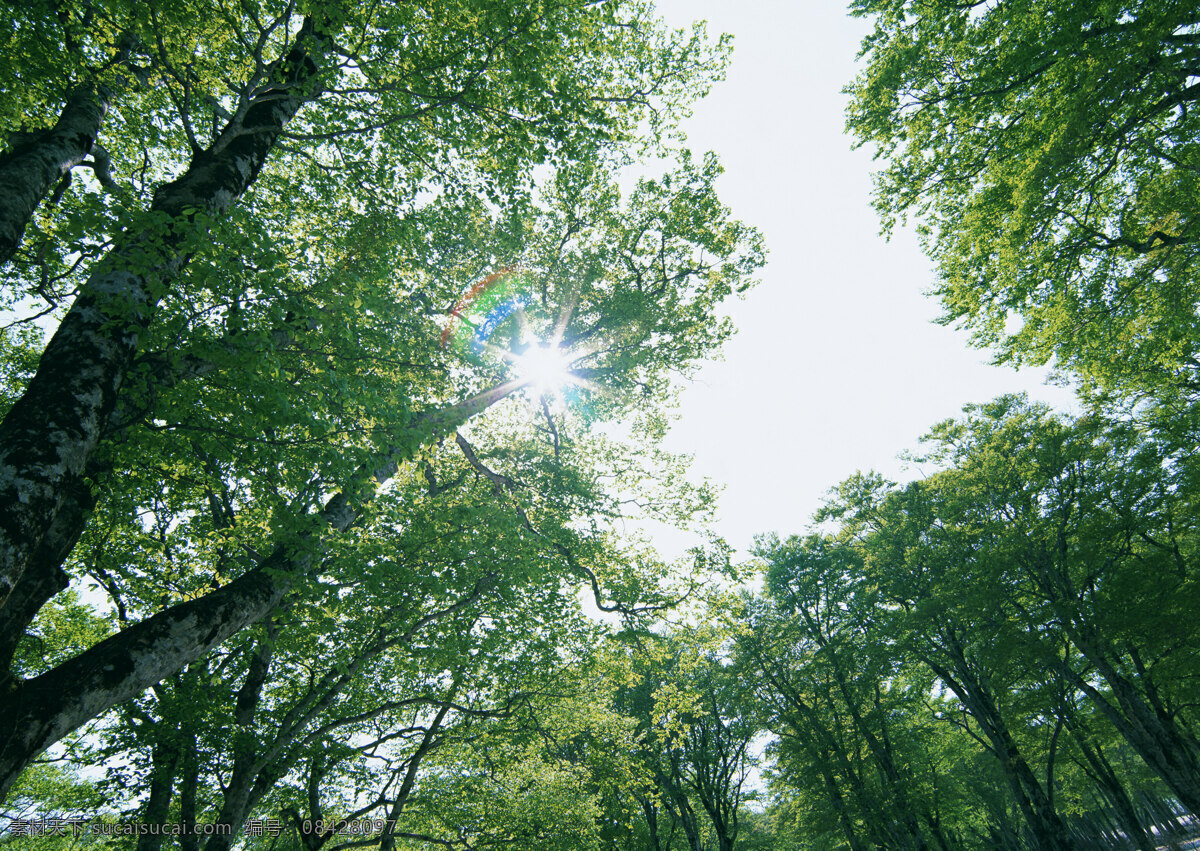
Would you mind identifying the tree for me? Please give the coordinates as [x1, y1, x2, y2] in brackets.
[614, 631, 758, 851]
[744, 397, 1200, 849]
[386, 644, 652, 851]
[847, 0, 1200, 399]
[841, 473, 1081, 850]
[0, 0, 763, 799]
[893, 397, 1200, 816]
[817, 398, 1200, 835]
[744, 535, 962, 851]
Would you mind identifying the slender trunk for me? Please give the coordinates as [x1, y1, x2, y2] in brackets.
[0, 85, 111, 265]
[777, 678, 889, 844]
[179, 732, 200, 851]
[775, 709, 871, 851]
[1025, 540, 1200, 816]
[924, 816, 954, 851]
[832, 660, 927, 850]
[0, 15, 326, 618]
[378, 697, 455, 851]
[658, 767, 703, 851]
[816, 751, 869, 851]
[642, 798, 662, 851]
[285, 754, 333, 851]
[135, 737, 180, 851]
[200, 631, 275, 851]
[198, 591, 481, 851]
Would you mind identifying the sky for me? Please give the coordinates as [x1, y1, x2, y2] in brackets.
[641, 1, 1079, 559]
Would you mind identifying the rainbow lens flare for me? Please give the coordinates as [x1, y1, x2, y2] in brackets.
[440, 268, 595, 399]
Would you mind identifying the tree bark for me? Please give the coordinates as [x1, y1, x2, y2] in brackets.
[0, 85, 111, 266]
[770, 669, 891, 845]
[642, 799, 662, 851]
[0, 16, 327, 619]
[1074, 732, 1154, 851]
[0, 462, 98, 679]
[815, 747, 869, 851]
[823, 640, 929, 850]
[0, 321, 312, 682]
[178, 731, 201, 851]
[0, 551, 290, 801]
[201, 633, 276, 851]
[1024, 532, 1200, 816]
[135, 737, 181, 851]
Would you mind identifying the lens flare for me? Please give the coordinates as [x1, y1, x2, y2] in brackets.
[441, 268, 602, 402]
[515, 344, 574, 395]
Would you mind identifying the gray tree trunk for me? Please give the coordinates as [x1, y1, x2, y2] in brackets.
[0, 551, 291, 801]
[0, 16, 326, 621]
[0, 85, 111, 265]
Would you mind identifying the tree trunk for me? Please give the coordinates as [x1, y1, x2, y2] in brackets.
[1061, 631, 1200, 816]
[179, 731, 201, 851]
[927, 640, 1076, 851]
[0, 85, 111, 265]
[0, 554, 289, 801]
[642, 799, 662, 851]
[830, 657, 929, 850]
[0, 15, 326, 620]
[817, 753, 869, 851]
[200, 632, 276, 851]
[377, 697, 455, 851]
[135, 737, 181, 851]
[0, 460, 100, 680]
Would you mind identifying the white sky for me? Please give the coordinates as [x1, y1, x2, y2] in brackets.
[644, 1, 1078, 558]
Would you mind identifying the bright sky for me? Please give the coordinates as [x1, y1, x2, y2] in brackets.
[645, 1, 1078, 558]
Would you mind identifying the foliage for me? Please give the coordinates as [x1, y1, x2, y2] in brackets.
[847, 0, 1200, 399]
[0, 0, 765, 838]
[742, 398, 1200, 849]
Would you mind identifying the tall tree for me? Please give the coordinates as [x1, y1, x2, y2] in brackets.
[0, 0, 762, 794]
[745, 535, 959, 851]
[615, 632, 758, 851]
[895, 397, 1200, 815]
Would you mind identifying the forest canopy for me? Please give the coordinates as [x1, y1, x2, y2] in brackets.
[2, 1, 1200, 850]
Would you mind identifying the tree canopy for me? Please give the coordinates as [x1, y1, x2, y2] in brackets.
[846, 0, 1200, 399]
[6, 1, 1200, 849]
[0, 0, 764, 814]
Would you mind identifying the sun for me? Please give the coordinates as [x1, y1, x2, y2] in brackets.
[514, 343, 575, 395]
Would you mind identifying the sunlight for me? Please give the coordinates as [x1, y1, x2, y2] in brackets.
[514, 343, 575, 395]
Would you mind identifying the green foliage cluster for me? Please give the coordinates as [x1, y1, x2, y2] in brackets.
[740, 398, 1200, 849]
[846, 0, 1200, 399]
